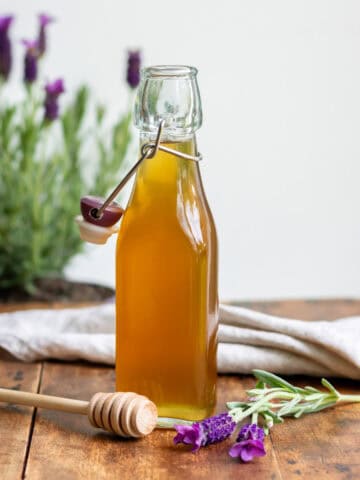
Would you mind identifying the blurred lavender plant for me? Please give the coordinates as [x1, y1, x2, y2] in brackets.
[0, 15, 13, 80]
[37, 13, 54, 56]
[126, 50, 141, 88]
[0, 14, 140, 293]
[44, 78, 65, 121]
[22, 39, 39, 83]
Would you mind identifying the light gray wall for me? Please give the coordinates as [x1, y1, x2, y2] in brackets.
[4, 0, 360, 300]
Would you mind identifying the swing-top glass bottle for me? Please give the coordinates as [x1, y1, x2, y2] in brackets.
[115, 65, 218, 420]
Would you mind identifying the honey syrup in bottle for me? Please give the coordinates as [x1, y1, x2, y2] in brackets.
[116, 66, 218, 420]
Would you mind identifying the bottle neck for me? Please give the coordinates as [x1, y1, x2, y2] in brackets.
[140, 131, 196, 145]
[134, 133, 199, 192]
[134, 65, 202, 135]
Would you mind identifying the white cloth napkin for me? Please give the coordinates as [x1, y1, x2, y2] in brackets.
[0, 303, 359, 378]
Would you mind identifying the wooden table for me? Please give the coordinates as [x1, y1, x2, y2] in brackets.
[0, 299, 359, 479]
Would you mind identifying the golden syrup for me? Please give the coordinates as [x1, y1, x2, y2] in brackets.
[116, 138, 218, 420]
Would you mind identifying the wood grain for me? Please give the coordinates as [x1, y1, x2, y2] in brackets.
[0, 359, 42, 479]
[25, 365, 282, 480]
[270, 376, 360, 479]
[0, 299, 359, 479]
[0, 302, 98, 314]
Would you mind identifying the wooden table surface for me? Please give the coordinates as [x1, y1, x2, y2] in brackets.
[0, 299, 359, 479]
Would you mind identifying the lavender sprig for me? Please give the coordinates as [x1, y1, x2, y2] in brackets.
[226, 370, 360, 431]
[229, 424, 266, 462]
[172, 370, 360, 463]
[173, 413, 236, 452]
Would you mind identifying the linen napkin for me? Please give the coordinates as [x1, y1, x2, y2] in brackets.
[0, 303, 359, 379]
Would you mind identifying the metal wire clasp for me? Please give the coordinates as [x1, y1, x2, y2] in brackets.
[94, 120, 202, 219]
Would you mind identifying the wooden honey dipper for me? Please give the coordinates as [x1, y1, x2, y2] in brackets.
[0, 388, 158, 438]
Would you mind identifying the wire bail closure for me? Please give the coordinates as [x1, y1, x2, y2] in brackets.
[92, 120, 202, 220]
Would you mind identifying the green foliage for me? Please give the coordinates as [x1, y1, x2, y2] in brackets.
[0, 85, 132, 292]
[225, 370, 360, 432]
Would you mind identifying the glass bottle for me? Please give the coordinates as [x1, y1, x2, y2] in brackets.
[115, 65, 218, 421]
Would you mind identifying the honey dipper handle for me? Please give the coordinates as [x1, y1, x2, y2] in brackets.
[0, 387, 89, 415]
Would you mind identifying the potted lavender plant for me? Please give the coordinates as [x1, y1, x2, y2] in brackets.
[0, 14, 140, 302]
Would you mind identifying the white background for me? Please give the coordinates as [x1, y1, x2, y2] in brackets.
[3, 0, 360, 300]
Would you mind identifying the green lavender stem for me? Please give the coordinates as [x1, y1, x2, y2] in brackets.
[226, 370, 360, 429]
[229, 391, 296, 423]
[163, 371, 360, 432]
[338, 394, 360, 403]
[156, 417, 192, 428]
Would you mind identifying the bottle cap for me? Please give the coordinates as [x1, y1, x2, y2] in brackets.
[75, 215, 119, 244]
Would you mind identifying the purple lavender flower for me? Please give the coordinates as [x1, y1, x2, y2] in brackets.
[38, 13, 54, 56]
[174, 413, 236, 452]
[22, 39, 39, 84]
[237, 423, 265, 442]
[0, 15, 13, 80]
[44, 78, 65, 121]
[229, 423, 266, 463]
[126, 50, 141, 89]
